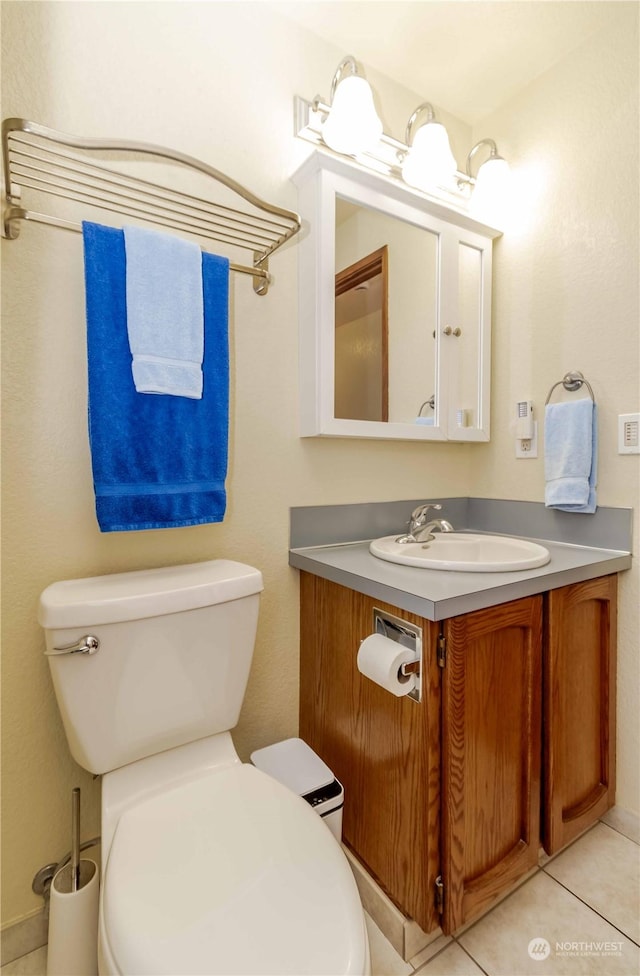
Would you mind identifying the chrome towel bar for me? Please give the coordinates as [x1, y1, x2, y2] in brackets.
[2, 118, 301, 295]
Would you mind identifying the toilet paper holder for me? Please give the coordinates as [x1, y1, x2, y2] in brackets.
[399, 659, 420, 677]
[373, 609, 422, 703]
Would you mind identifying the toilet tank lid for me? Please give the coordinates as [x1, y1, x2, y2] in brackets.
[38, 560, 263, 629]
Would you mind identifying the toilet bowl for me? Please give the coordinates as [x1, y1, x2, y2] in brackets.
[39, 561, 370, 975]
[98, 739, 369, 975]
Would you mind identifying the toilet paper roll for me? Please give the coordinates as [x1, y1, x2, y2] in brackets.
[357, 634, 417, 697]
[47, 859, 99, 976]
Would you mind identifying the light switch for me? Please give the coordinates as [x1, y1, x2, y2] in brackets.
[618, 414, 640, 454]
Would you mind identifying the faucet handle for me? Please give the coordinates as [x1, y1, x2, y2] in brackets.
[411, 502, 442, 522]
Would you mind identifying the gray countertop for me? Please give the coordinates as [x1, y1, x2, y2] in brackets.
[289, 536, 631, 621]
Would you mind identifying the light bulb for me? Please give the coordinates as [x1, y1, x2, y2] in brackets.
[402, 121, 457, 191]
[469, 155, 511, 225]
[321, 75, 383, 156]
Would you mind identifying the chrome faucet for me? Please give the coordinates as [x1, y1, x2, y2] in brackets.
[418, 518, 455, 542]
[395, 504, 455, 544]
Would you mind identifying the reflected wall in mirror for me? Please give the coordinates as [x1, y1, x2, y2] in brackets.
[335, 200, 438, 426]
[335, 244, 388, 421]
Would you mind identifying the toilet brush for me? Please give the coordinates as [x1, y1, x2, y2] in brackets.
[71, 787, 81, 892]
[47, 788, 100, 976]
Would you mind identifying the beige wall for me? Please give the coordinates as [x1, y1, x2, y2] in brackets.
[1, 0, 637, 929]
[0, 1, 473, 926]
[468, 6, 639, 815]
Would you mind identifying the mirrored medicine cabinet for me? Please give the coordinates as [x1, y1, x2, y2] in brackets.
[291, 151, 501, 441]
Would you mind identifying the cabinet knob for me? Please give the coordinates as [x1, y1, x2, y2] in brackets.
[443, 326, 462, 337]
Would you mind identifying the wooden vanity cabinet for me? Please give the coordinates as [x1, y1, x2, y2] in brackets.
[299, 572, 442, 935]
[298, 572, 616, 936]
[542, 575, 617, 855]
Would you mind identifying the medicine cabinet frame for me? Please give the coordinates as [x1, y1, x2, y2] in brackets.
[292, 151, 501, 441]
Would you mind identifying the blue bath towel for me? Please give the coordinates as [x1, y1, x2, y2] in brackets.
[82, 221, 229, 532]
[123, 225, 204, 398]
[544, 398, 597, 513]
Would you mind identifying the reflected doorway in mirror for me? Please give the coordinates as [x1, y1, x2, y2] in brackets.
[335, 245, 388, 422]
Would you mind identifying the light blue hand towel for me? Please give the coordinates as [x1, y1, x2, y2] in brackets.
[544, 399, 597, 513]
[123, 225, 204, 398]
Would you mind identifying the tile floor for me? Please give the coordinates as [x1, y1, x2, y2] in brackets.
[2, 814, 638, 976]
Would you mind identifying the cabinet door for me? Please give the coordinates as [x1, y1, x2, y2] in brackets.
[441, 596, 542, 933]
[439, 227, 492, 441]
[543, 575, 617, 855]
[299, 572, 441, 933]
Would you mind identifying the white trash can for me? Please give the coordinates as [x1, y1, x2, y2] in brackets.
[251, 737, 344, 842]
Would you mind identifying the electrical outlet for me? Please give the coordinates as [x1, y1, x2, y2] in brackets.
[516, 420, 538, 458]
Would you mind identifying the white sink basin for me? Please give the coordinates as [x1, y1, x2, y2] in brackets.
[369, 533, 551, 572]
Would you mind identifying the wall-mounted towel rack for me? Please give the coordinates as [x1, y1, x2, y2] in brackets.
[2, 118, 301, 295]
[545, 370, 596, 405]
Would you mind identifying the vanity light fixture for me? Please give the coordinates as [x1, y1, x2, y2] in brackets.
[465, 139, 511, 222]
[315, 56, 383, 156]
[400, 103, 457, 192]
[294, 61, 510, 228]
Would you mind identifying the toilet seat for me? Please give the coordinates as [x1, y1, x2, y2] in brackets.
[101, 763, 368, 975]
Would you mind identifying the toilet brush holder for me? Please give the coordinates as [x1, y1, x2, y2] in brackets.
[47, 858, 99, 976]
[47, 788, 99, 976]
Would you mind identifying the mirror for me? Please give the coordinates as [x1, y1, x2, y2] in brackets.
[293, 151, 499, 441]
[335, 243, 389, 421]
[452, 242, 482, 429]
[335, 201, 438, 426]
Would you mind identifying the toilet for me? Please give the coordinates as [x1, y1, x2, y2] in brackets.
[39, 560, 370, 976]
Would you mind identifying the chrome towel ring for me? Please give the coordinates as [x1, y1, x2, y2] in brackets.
[545, 370, 596, 406]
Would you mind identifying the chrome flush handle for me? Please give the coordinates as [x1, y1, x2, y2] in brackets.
[45, 635, 100, 657]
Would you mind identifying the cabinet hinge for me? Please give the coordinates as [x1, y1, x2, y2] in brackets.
[435, 875, 444, 914]
[437, 635, 447, 668]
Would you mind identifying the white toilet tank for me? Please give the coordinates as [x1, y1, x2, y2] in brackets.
[38, 560, 263, 775]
